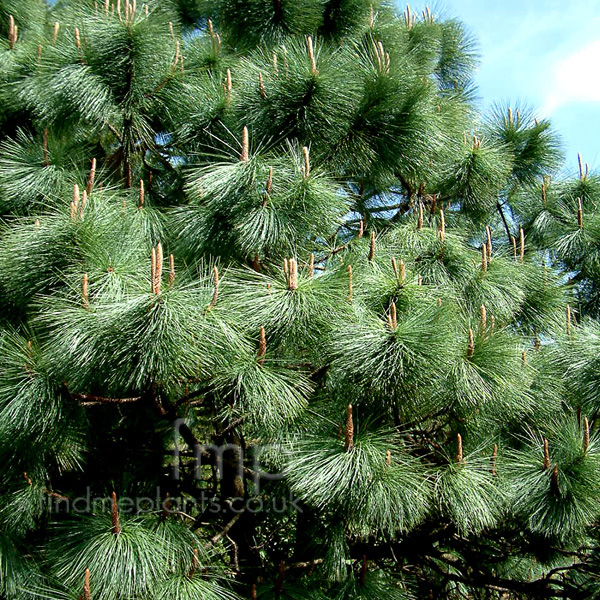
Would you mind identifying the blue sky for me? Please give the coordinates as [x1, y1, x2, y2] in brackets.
[413, 0, 600, 175]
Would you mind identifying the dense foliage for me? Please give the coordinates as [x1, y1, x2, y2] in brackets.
[1, 1, 600, 598]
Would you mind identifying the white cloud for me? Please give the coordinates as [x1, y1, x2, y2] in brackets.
[541, 39, 600, 115]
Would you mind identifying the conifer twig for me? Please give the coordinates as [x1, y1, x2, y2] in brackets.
[543, 439, 550, 470]
[467, 328, 474, 358]
[308, 253, 314, 278]
[439, 208, 445, 244]
[417, 201, 423, 230]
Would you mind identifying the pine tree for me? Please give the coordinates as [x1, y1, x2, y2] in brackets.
[1, 1, 600, 599]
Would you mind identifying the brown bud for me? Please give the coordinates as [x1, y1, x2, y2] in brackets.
[481, 244, 488, 272]
[566, 305, 572, 337]
[391, 257, 398, 278]
[251, 584, 257, 600]
[347, 264, 353, 302]
[480, 304, 487, 335]
[82, 274, 89, 308]
[275, 560, 285, 593]
[577, 197, 583, 229]
[359, 554, 367, 586]
[265, 166, 273, 196]
[258, 326, 266, 364]
[490, 314, 495, 335]
[522, 350, 527, 365]
[189, 548, 199, 578]
[578, 152, 584, 181]
[389, 301, 397, 330]
[8, 15, 15, 49]
[52, 21, 60, 44]
[439, 208, 445, 243]
[417, 201, 424, 230]
[83, 569, 90, 600]
[511, 235, 517, 262]
[73, 183, 81, 208]
[491, 443, 498, 476]
[368, 231, 375, 261]
[302, 146, 310, 179]
[519, 226, 525, 262]
[169, 254, 175, 288]
[79, 190, 87, 218]
[43, 129, 49, 167]
[75, 27, 81, 51]
[154, 243, 163, 295]
[139, 179, 144, 208]
[437, 297, 442, 307]
[258, 71, 266, 98]
[308, 253, 314, 278]
[385, 450, 391, 467]
[551, 463, 559, 493]
[467, 328, 474, 358]
[225, 68, 232, 98]
[358, 219, 364, 239]
[399, 260, 406, 284]
[486, 226, 492, 260]
[209, 266, 219, 308]
[583, 416, 590, 454]
[151, 247, 156, 294]
[456, 433, 463, 463]
[240, 126, 249, 162]
[344, 404, 354, 451]
[543, 439, 550, 471]
[288, 258, 298, 290]
[541, 182, 547, 204]
[307, 36, 317, 75]
[111, 491, 120, 534]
